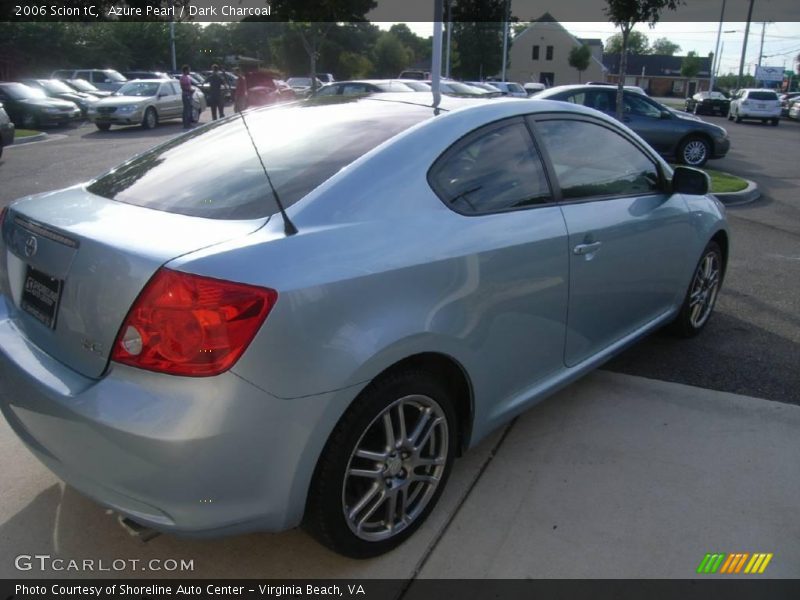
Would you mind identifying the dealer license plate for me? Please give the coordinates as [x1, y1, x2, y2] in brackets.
[20, 266, 63, 329]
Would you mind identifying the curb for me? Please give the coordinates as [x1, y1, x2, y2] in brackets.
[12, 132, 48, 146]
[712, 178, 761, 206]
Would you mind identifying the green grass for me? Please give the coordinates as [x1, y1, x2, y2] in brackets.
[704, 168, 749, 193]
[13, 129, 41, 138]
[671, 164, 749, 194]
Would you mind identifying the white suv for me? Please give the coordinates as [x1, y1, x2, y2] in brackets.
[728, 89, 781, 125]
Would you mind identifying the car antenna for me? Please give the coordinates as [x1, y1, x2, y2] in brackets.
[237, 111, 298, 236]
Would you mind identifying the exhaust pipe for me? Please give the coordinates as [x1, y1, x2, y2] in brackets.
[118, 515, 161, 542]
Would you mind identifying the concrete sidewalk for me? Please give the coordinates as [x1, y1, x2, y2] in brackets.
[1, 371, 797, 579]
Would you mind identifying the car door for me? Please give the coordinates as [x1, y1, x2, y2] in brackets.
[530, 115, 694, 367]
[428, 116, 569, 416]
[619, 91, 674, 154]
[163, 81, 182, 118]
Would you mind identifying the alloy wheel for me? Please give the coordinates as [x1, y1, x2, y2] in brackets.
[688, 250, 720, 329]
[342, 394, 448, 542]
[682, 140, 708, 166]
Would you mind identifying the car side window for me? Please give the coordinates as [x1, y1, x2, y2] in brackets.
[76, 71, 90, 80]
[315, 85, 339, 96]
[94, 71, 110, 83]
[623, 93, 662, 118]
[535, 119, 660, 200]
[342, 84, 368, 95]
[170, 82, 181, 95]
[429, 119, 552, 214]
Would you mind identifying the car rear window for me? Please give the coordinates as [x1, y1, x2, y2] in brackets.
[87, 99, 435, 219]
[748, 91, 778, 101]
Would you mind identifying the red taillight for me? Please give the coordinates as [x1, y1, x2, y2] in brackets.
[111, 268, 277, 377]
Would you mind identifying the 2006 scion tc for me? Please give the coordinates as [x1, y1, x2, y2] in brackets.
[0, 93, 727, 557]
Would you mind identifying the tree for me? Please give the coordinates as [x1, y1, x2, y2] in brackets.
[267, 0, 376, 87]
[605, 0, 683, 119]
[605, 31, 650, 55]
[568, 44, 592, 83]
[680, 50, 701, 95]
[651, 37, 681, 55]
[374, 32, 410, 77]
[450, 0, 506, 80]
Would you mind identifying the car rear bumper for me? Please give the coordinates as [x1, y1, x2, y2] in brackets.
[0, 297, 351, 536]
[738, 109, 780, 118]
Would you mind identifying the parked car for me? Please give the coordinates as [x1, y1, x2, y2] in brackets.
[0, 82, 81, 128]
[535, 84, 730, 167]
[51, 69, 127, 92]
[484, 81, 527, 97]
[286, 76, 323, 97]
[87, 79, 205, 130]
[63, 78, 113, 99]
[123, 71, 171, 80]
[425, 80, 496, 97]
[20, 78, 98, 117]
[0, 93, 728, 558]
[684, 91, 730, 116]
[587, 82, 648, 96]
[466, 81, 508, 96]
[312, 80, 415, 97]
[728, 89, 781, 125]
[778, 92, 800, 117]
[394, 79, 432, 92]
[523, 82, 547, 96]
[788, 97, 800, 120]
[242, 71, 296, 107]
[398, 69, 430, 80]
[317, 73, 335, 84]
[0, 102, 14, 159]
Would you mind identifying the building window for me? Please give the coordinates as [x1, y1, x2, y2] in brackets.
[532, 45, 540, 60]
[546, 46, 554, 60]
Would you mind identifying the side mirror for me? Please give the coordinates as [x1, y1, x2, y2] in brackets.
[660, 110, 671, 119]
[672, 166, 710, 195]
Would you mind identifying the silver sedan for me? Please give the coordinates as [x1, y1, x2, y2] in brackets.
[0, 93, 728, 557]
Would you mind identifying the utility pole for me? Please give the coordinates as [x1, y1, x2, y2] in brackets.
[500, 0, 510, 81]
[444, 1, 452, 79]
[170, 21, 176, 72]
[757, 21, 767, 85]
[736, 0, 755, 90]
[710, 0, 726, 92]
[432, 4, 443, 106]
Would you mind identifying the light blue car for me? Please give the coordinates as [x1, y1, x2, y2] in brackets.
[0, 93, 728, 557]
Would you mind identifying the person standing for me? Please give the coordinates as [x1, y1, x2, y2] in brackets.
[179, 64, 194, 128]
[234, 67, 248, 113]
[206, 64, 227, 120]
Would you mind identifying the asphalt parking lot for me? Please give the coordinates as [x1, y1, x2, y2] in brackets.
[0, 108, 798, 580]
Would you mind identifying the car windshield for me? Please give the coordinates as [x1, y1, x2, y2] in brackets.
[0, 83, 46, 100]
[507, 83, 524, 93]
[105, 70, 127, 82]
[375, 82, 414, 92]
[67, 79, 98, 92]
[116, 82, 160, 97]
[41, 79, 76, 94]
[87, 99, 437, 219]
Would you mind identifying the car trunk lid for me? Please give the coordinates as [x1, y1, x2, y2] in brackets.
[1, 186, 265, 378]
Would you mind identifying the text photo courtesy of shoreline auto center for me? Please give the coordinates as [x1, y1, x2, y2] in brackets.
[0, 0, 799, 598]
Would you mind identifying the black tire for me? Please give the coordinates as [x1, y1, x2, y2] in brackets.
[95, 123, 111, 131]
[141, 107, 157, 130]
[305, 368, 457, 558]
[727, 112, 734, 121]
[670, 241, 723, 338]
[771, 118, 779, 126]
[735, 113, 743, 123]
[677, 136, 710, 167]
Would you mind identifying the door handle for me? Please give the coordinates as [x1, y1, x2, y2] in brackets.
[573, 241, 602, 255]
